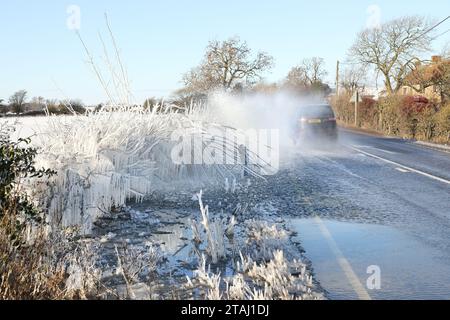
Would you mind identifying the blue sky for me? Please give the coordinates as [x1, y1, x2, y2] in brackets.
[1, 0, 449, 104]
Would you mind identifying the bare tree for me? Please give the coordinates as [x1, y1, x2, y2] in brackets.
[182, 37, 274, 94]
[0, 99, 5, 114]
[442, 42, 450, 58]
[9, 90, 28, 114]
[285, 66, 309, 88]
[31, 96, 45, 105]
[307, 57, 328, 84]
[340, 65, 367, 95]
[349, 16, 434, 94]
[284, 57, 330, 94]
[285, 57, 328, 88]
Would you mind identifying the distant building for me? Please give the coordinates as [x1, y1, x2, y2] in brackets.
[401, 55, 448, 102]
[361, 87, 386, 100]
[334, 86, 386, 101]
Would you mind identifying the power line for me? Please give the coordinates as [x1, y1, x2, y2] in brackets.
[414, 15, 450, 40]
[432, 28, 450, 40]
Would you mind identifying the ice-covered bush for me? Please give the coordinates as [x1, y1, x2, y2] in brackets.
[193, 190, 228, 263]
[19, 105, 255, 234]
[187, 254, 223, 300]
[0, 123, 107, 300]
[186, 201, 323, 300]
[244, 219, 288, 260]
[113, 243, 161, 299]
[65, 241, 103, 299]
[0, 123, 55, 229]
[187, 250, 321, 300]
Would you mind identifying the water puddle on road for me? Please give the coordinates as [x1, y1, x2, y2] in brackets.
[290, 218, 450, 300]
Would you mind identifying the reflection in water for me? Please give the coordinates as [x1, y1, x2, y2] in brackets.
[290, 219, 450, 300]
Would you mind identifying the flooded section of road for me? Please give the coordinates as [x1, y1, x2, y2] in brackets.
[290, 218, 450, 300]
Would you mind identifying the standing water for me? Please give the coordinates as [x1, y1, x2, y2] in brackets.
[290, 219, 450, 300]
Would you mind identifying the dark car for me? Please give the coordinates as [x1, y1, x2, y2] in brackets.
[294, 104, 338, 143]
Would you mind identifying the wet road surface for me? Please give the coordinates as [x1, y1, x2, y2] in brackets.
[289, 128, 450, 300]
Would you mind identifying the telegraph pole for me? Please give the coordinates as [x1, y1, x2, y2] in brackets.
[354, 91, 359, 127]
[336, 60, 340, 96]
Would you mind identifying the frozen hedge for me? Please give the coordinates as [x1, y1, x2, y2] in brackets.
[14, 105, 257, 233]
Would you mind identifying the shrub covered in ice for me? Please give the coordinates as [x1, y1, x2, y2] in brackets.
[65, 241, 102, 299]
[245, 219, 288, 260]
[194, 190, 227, 263]
[113, 243, 161, 299]
[187, 249, 322, 300]
[17, 105, 256, 234]
[186, 199, 323, 300]
[188, 254, 223, 300]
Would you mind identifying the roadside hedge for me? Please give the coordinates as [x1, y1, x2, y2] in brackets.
[331, 94, 450, 144]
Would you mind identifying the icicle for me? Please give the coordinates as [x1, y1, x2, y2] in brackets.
[224, 178, 230, 193]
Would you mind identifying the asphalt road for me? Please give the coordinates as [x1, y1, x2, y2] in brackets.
[289, 128, 450, 299]
[88, 125, 450, 300]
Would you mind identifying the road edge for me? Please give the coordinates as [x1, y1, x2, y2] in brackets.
[339, 125, 450, 154]
[413, 140, 450, 154]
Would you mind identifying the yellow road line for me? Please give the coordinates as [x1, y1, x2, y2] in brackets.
[314, 216, 372, 300]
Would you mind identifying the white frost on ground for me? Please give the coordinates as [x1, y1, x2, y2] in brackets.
[188, 250, 318, 300]
[184, 193, 324, 300]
